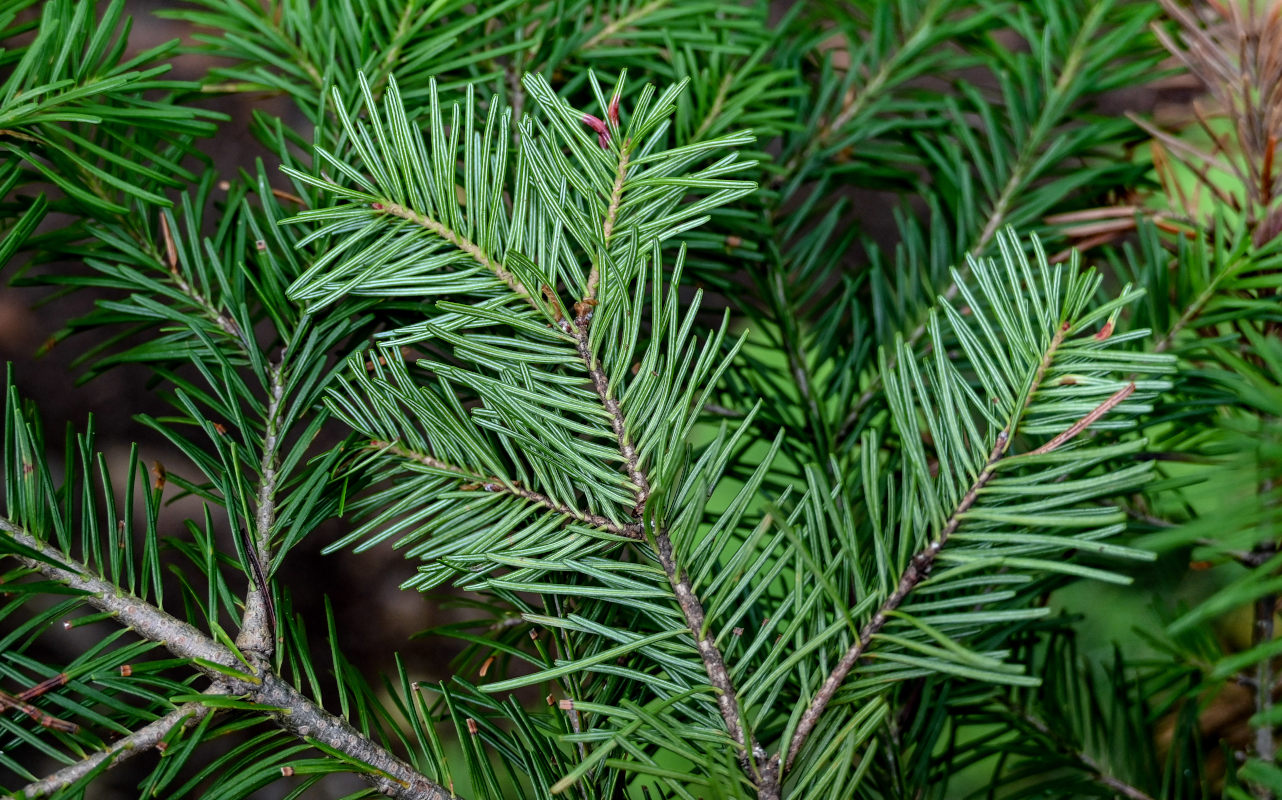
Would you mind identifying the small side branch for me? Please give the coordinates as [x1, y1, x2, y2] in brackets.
[158, 215, 245, 344]
[1030, 383, 1135, 455]
[582, 0, 667, 50]
[16, 696, 215, 798]
[787, 323, 1080, 771]
[371, 440, 642, 538]
[0, 688, 78, 735]
[1255, 562, 1278, 799]
[783, 431, 1011, 771]
[373, 200, 531, 301]
[1007, 699, 1158, 800]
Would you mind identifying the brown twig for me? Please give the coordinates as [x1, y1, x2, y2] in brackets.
[0, 688, 78, 735]
[1030, 383, 1136, 455]
[783, 430, 1011, 771]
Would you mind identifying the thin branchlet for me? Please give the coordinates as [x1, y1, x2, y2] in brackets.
[373, 200, 533, 301]
[15, 697, 215, 797]
[372, 439, 643, 538]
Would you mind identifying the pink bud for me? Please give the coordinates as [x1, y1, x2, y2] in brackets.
[582, 114, 610, 149]
[608, 96, 620, 127]
[371, 202, 383, 210]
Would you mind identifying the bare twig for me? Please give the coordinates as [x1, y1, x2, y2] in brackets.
[1256, 582, 1278, 800]
[0, 519, 455, 800]
[0, 688, 78, 735]
[1030, 383, 1136, 455]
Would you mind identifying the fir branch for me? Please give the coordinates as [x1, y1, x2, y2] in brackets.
[583, 0, 667, 50]
[0, 519, 454, 800]
[785, 321, 1072, 772]
[1002, 698, 1158, 800]
[15, 695, 216, 798]
[836, 1, 1123, 443]
[771, 0, 952, 187]
[158, 214, 245, 344]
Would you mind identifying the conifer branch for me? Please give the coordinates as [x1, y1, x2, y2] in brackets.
[0, 519, 455, 800]
[158, 214, 246, 344]
[1003, 698, 1158, 800]
[583, 0, 667, 50]
[785, 322, 1072, 772]
[571, 315, 771, 793]
[836, 5, 1110, 444]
